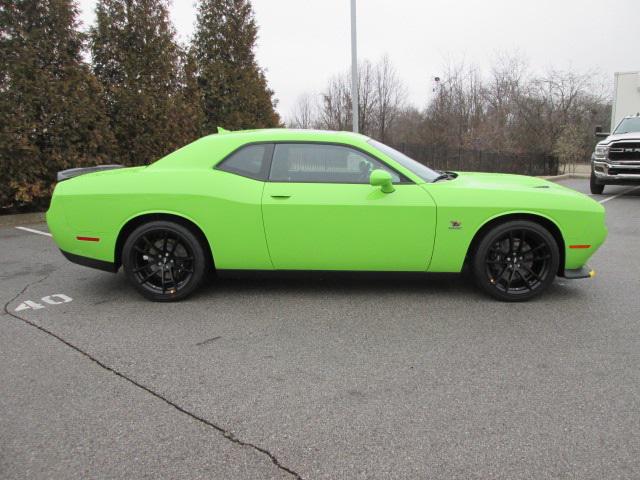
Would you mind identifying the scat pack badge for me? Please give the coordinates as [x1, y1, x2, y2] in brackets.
[449, 220, 462, 230]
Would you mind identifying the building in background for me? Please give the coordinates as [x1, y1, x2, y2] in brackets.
[611, 71, 640, 130]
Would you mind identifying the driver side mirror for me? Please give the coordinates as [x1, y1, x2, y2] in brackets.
[594, 125, 609, 138]
[369, 169, 395, 193]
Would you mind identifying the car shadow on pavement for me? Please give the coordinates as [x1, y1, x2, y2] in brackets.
[211, 270, 474, 295]
[69, 267, 588, 306]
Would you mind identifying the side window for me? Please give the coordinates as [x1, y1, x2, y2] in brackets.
[269, 143, 403, 183]
[216, 144, 271, 180]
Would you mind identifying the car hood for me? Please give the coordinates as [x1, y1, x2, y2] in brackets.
[598, 132, 640, 145]
[428, 171, 603, 214]
[448, 171, 563, 191]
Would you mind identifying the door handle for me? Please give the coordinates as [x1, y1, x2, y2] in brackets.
[270, 195, 291, 199]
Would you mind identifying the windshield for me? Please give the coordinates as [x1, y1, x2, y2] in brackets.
[367, 139, 439, 182]
[613, 117, 640, 135]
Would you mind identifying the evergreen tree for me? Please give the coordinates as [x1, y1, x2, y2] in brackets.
[173, 47, 206, 142]
[193, 0, 280, 132]
[90, 0, 196, 166]
[0, 0, 114, 208]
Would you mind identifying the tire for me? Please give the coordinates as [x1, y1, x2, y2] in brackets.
[590, 171, 605, 195]
[122, 220, 207, 301]
[472, 220, 560, 302]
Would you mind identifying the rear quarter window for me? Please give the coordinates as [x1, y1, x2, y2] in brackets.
[216, 144, 273, 180]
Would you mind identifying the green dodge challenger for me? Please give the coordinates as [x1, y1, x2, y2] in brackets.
[46, 129, 607, 302]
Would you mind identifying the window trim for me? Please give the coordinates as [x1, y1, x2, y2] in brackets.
[214, 140, 414, 185]
[266, 141, 413, 185]
[214, 142, 275, 181]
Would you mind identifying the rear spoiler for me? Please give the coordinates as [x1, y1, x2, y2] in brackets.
[57, 165, 123, 182]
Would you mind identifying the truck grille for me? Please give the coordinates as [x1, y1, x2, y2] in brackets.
[609, 142, 640, 162]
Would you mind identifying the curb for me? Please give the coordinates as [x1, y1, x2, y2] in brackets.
[539, 173, 590, 181]
[0, 212, 46, 228]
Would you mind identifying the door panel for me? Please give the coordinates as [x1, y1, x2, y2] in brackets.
[202, 170, 272, 269]
[261, 182, 436, 271]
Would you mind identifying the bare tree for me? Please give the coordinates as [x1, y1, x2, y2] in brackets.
[287, 52, 611, 169]
[357, 59, 377, 135]
[425, 60, 484, 147]
[318, 72, 351, 131]
[387, 105, 424, 144]
[295, 56, 407, 138]
[481, 53, 529, 152]
[317, 61, 377, 134]
[513, 68, 609, 158]
[288, 93, 319, 129]
[420, 55, 610, 165]
[374, 54, 406, 142]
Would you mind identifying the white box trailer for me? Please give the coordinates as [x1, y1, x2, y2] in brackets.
[611, 71, 640, 131]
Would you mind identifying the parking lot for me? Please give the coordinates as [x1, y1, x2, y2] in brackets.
[1, 178, 640, 479]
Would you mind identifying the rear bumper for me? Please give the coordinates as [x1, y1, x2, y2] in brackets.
[562, 265, 595, 279]
[60, 250, 118, 273]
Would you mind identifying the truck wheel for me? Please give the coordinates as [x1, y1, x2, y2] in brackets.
[590, 171, 604, 194]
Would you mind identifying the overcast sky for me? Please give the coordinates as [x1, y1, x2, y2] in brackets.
[77, 0, 639, 119]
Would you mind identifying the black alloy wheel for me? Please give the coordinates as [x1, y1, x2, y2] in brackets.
[472, 220, 560, 301]
[122, 220, 207, 301]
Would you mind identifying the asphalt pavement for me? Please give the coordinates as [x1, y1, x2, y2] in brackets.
[1, 179, 639, 479]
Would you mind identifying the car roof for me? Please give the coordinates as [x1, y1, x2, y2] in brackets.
[149, 128, 372, 170]
[210, 128, 370, 143]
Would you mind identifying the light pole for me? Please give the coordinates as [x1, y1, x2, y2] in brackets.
[350, 0, 359, 133]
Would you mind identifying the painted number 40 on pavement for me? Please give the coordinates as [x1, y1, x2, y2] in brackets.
[15, 294, 73, 312]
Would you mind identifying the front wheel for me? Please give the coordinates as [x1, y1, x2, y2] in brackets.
[122, 220, 207, 301]
[472, 221, 560, 302]
[590, 171, 605, 194]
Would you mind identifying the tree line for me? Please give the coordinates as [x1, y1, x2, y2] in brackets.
[0, 0, 279, 210]
[289, 55, 611, 173]
[1, 1, 612, 210]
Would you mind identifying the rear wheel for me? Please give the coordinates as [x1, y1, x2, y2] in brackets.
[122, 220, 207, 301]
[590, 171, 605, 194]
[472, 220, 560, 301]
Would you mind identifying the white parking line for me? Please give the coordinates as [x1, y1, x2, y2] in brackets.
[15, 226, 52, 237]
[598, 185, 640, 204]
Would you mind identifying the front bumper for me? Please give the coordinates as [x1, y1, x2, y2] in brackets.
[593, 160, 640, 183]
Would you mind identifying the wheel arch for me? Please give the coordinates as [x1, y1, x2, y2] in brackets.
[465, 212, 566, 275]
[114, 212, 214, 271]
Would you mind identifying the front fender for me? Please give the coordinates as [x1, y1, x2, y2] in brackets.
[427, 209, 566, 273]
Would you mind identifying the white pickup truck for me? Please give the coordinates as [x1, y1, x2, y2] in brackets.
[591, 115, 640, 194]
[591, 72, 640, 194]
